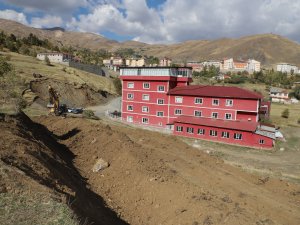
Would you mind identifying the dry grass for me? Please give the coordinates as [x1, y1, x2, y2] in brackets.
[4, 52, 117, 94]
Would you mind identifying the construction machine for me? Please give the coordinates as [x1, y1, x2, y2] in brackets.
[47, 85, 66, 115]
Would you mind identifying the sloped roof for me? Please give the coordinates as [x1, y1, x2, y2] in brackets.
[174, 116, 258, 132]
[168, 85, 263, 99]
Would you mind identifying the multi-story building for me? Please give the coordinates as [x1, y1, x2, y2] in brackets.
[276, 63, 298, 74]
[269, 87, 289, 103]
[126, 58, 145, 67]
[247, 59, 261, 72]
[201, 60, 222, 69]
[186, 61, 203, 72]
[120, 67, 275, 148]
[159, 57, 172, 67]
[37, 52, 73, 63]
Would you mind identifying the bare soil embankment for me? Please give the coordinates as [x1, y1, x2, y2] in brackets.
[0, 112, 128, 225]
[35, 116, 300, 225]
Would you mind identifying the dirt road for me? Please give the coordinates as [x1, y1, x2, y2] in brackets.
[87, 96, 121, 117]
[36, 116, 300, 225]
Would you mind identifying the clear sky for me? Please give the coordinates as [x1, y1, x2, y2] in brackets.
[0, 0, 299, 44]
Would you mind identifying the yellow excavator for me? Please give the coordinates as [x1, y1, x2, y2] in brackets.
[48, 85, 66, 115]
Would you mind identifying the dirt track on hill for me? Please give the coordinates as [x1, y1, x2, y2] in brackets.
[35, 116, 300, 225]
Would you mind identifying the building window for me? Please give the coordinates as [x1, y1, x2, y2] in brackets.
[157, 111, 164, 117]
[259, 139, 265, 144]
[210, 130, 217, 137]
[176, 126, 183, 132]
[175, 109, 182, 115]
[127, 82, 134, 88]
[142, 106, 149, 113]
[175, 96, 183, 103]
[142, 117, 149, 124]
[221, 131, 230, 138]
[225, 113, 232, 120]
[212, 112, 218, 118]
[157, 99, 164, 104]
[142, 94, 150, 101]
[158, 85, 165, 92]
[127, 93, 134, 99]
[194, 110, 202, 117]
[187, 127, 194, 134]
[195, 98, 203, 104]
[234, 133, 242, 140]
[127, 116, 133, 123]
[212, 99, 219, 106]
[226, 99, 233, 106]
[143, 83, 150, 89]
[198, 128, 205, 135]
[127, 105, 133, 111]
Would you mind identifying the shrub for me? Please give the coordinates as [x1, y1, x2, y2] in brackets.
[44, 56, 51, 66]
[0, 57, 13, 76]
[281, 109, 289, 118]
[297, 118, 300, 124]
[113, 77, 122, 95]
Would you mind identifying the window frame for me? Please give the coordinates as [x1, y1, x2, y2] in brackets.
[175, 96, 183, 103]
[127, 105, 133, 111]
[187, 127, 194, 134]
[157, 99, 164, 105]
[176, 126, 183, 132]
[225, 113, 232, 120]
[234, 133, 243, 140]
[221, 131, 230, 138]
[209, 130, 217, 137]
[142, 117, 149, 124]
[212, 99, 219, 106]
[127, 82, 134, 88]
[225, 99, 233, 106]
[142, 94, 150, 101]
[156, 111, 164, 117]
[259, 139, 265, 144]
[197, 128, 205, 135]
[142, 106, 149, 113]
[212, 112, 218, 119]
[127, 93, 134, 100]
[194, 110, 202, 117]
[194, 97, 203, 104]
[174, 109, 182, 115]
[143, 82, 150, 89]
[127, 116, 133, 123]
[157, 85, 165, 92]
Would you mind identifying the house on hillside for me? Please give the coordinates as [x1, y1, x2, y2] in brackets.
[126, 58, 145, 67]
[221, 58, 261, 73]
[159, 57, 172, 67]
[186, 61, 203, 72]
[37, 52, 73, 63]
[119, 66, 275, 148]
[269, 87, 289, 103]
[103, 56, 125, 71]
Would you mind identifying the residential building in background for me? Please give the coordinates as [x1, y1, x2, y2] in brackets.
[247, 59, 261, 72]
[159, 57, 172, 66]
[126, 58, 145, 67]
[103, 56, 125, 71]
[269, 87, 290, 103]
[276, 63, 299, 74]
[202, 60, 222, 69]
[37, 52, 73, 63]
[120, 67, 275, 148]
[186, 61, 203, 72]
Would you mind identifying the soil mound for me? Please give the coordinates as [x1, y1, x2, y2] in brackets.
[0, 112, 127, 225]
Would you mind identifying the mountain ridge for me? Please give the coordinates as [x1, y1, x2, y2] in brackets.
[0, 18, 300, 66]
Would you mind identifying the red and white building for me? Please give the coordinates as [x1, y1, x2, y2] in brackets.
[120, 67, 275, 148]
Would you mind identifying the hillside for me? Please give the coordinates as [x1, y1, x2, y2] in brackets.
[0, 18, 300, 66]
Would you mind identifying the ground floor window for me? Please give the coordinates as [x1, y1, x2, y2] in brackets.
[198, 128, 205, 135]
[210, 130, 217, 136]
[187, 127, 194, 134]
[234, 133, 242, 140]
[127, 116, 133, 122]
[221, 131, 230, 138]
[142, 117, 149, 124]
[176, 126, 183, 132]
[259, 139, 265, 144]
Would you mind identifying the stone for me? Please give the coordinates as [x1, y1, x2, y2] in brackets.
[92, 158, 109, 172]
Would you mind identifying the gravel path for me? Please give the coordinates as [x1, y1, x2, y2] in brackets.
[87, 96, 121, 117]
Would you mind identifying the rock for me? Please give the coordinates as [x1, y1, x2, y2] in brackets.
[279, 147, 285, 151]
[92, 158, 109, 172]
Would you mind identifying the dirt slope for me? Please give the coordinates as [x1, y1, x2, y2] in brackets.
[0, 112, 127, 225]
[36, 116, 300, 225]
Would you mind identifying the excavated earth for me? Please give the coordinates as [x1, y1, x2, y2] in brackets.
[1, 112, 300, 225]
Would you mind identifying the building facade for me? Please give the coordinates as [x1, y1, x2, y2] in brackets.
[120, 67, 274, 148]
[126, 58, 145, 67]
[37, 52, 72, 63]
[276, 63, 299, 74]
[159, 57, 172, 67]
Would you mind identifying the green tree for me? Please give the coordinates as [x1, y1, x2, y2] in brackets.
[281, 109, 289, 118]
[44, 56, 51, 66]
[0, 56, 13, 76]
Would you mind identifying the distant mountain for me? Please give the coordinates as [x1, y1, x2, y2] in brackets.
[0, 18, 299, 66]
[42, 27, 65, 32]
